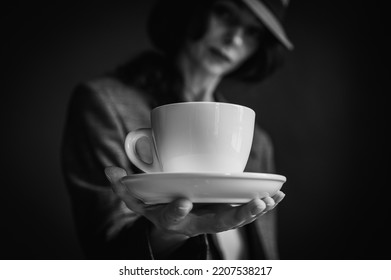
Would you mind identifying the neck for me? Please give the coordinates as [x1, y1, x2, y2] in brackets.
[177, 52, 222, 102]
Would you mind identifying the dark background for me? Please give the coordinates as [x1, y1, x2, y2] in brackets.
[2, 0, 389, 259]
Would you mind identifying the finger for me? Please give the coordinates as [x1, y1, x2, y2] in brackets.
[247, 198, 267, 217]
[235, 199, 277, 228]
[218, 198, 266, 230]
[248, 192, 287, 223]
[272, 191, 286, 205]
[104, 166, 127, 188]
[105, 166, 134, 198]
[262, 196, 275, 211]
[104, 166, 145, 213]
[158, 198, 193, 230]
[241, 192, 286, 226]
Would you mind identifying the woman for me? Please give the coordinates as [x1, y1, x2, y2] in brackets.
[62, 0, 293, 259]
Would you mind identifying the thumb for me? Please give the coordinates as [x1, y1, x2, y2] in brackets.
[104, 166, 127, 184]
[104, 166, 128, 195]
[104, 166, 145, 213]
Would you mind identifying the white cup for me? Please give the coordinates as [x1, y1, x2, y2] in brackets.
[124, 102, 255, 173]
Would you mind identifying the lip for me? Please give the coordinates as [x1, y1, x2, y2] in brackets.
[209, 47, 232, 62]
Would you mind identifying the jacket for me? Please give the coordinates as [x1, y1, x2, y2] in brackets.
[61, 75, 279, 259]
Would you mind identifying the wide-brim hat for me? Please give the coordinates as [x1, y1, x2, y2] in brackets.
[241, 0, 294, 50]
[148, 0, 294, 53]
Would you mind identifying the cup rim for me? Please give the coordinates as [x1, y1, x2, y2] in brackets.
[152, 101, 255, 115]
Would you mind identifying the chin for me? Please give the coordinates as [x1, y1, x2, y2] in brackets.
[204, 62, 233, 77]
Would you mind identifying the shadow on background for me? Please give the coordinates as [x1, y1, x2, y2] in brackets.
[2, 0, 389, 259]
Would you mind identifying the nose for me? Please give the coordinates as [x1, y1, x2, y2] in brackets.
[224, 27, 245, 47]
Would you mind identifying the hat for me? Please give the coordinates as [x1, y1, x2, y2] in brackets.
[148, 0, 294, 53]
[241, 0, 294, 50]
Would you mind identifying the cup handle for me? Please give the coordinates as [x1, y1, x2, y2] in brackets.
[124, 128, 161, 173]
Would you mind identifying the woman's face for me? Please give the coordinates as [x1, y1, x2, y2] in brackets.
[184, 0, 264, 77]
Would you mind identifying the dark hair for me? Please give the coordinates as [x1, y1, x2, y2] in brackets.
[114, 51, 184, 104]
[147, 0, 287, 82]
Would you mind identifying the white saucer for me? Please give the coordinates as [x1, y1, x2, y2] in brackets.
[120, 172, 286, 204]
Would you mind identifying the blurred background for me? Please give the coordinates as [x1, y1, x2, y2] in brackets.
[2, 0, 389, 259]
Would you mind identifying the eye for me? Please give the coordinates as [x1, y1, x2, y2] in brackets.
[211, 3, 237, 25]
[245, 26, 264, 40]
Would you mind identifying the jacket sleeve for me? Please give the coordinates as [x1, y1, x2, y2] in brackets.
[61, 83, 208, 259]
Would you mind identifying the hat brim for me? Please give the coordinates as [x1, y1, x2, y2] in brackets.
[242, 0, 294, 50]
